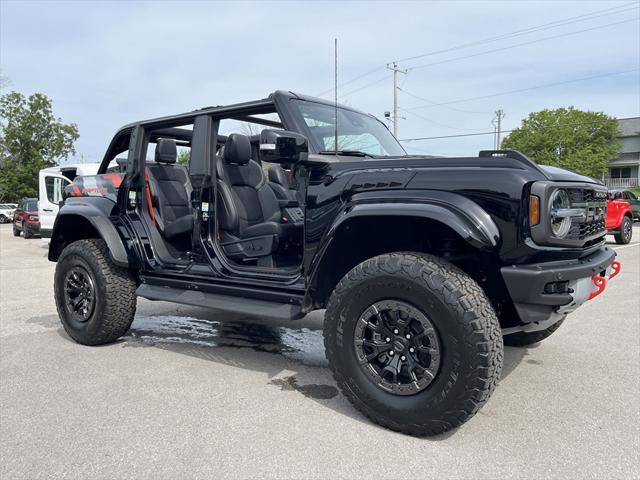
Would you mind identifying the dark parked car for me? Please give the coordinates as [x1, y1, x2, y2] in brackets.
[12, 198, 40, 238]
[609, 189, 640, 220]
[48, 91, 621, 436]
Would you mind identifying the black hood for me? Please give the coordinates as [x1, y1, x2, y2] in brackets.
[538, 165, 602, 184]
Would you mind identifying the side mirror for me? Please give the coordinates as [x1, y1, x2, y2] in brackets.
[259, 129, 308, 164]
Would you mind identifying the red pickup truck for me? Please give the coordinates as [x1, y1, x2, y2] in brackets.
[606, 192, 634, 244]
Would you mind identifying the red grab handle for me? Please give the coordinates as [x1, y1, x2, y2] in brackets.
[609, 260, 621, 280]
[588, 275, 607, 300]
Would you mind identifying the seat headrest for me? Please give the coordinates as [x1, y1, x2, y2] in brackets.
[155, 138, 177, 164]
[223, 134, 251, 165]
[268, 164, 288, 187]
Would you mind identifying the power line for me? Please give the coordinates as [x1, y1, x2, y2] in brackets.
[403, 68, 639, 111]
[402, 131, 504, 141]
[406, 18, 639, 71]
[315, 66, 385, 97]
[335, 18, 638, 101]
[400, 119, 620, 142]
[337, 73, 392, 99]
[400, 107, 487, 131]
[398, 87, 492, 114]
[396, 3, 638, 64]
[314, 2, 637, 98]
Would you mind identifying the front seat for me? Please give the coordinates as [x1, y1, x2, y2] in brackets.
[146, 138, 194, 239]
[216, 134, 282, 266]
[267, 164, 297, 202]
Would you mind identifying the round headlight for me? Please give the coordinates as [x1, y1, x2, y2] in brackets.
[550, 189, 571, 238]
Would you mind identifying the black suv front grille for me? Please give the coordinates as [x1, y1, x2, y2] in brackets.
[566, 187, 606, 241]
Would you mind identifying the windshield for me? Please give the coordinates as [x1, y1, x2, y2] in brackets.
[293, 101, 406, 157]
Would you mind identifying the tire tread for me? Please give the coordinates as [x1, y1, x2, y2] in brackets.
[55, 239, 136, 345]
[324, 252, 503, 436]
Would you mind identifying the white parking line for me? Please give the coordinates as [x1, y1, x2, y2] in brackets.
[611, 242, 640, 250]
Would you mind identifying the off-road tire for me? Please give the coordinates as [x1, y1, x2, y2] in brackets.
[324, 252, 503, 437]
[54, 239, 137, 345]
[614, 216, 633, 244]
[12, 224, 20, 236]
[503, 318, 565, 347]
[23, 223, 33, 239]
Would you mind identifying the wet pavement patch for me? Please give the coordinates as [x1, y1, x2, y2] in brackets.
[269, 375, 338, 400]
[124, 315, 329, 367]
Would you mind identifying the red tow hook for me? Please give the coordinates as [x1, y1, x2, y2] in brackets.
[610, 260, 621, 280]
[588, 275, 607, 300]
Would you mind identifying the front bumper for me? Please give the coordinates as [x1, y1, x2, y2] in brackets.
[25, 222, 41, 234]
[501, 246, 618, 329]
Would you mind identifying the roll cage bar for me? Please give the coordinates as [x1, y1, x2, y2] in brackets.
[97, 90, 387, 174]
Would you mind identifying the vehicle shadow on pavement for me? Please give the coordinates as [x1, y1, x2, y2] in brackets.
[33, 309, 530, 439]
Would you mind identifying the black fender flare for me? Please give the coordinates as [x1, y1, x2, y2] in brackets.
[307, 190, 500, 294]
[48, 197, 130, 268]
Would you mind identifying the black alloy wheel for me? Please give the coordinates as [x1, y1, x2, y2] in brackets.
[354, 300, 441, 396]
[615, 216, 633, 244]
[63, 266, 96, 324]
[623, 217, 633, 242]
[54, 239, 137, 345]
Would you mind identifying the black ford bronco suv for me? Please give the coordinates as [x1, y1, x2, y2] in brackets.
[49, 91, 620, 436]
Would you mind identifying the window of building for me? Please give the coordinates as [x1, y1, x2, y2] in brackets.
[610, 167, 631, 178]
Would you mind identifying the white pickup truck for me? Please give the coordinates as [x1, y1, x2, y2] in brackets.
[39, 160, 125, 237]
[38, 164, 101, 238]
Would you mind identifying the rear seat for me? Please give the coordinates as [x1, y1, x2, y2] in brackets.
[145, 138, 194, 239]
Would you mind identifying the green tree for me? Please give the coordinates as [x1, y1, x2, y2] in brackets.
[501, 107, 620, 178]
[0, 92, 79, 201]
[176, 150, 190, 166]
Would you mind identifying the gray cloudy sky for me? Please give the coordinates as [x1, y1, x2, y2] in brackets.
[1, 0, 639, 161]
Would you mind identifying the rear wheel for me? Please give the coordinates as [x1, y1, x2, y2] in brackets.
[12, 224, 20, 236]
[503, 318, 565, 347]
[614, 216, 632, 244]
[324, 252, 503, 437]
[0, 215, 7, 224]
[23, 222, 33, 239]
[54, 239, 137, 345]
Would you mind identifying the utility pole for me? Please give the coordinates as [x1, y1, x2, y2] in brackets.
[492, 110, 506, 149]
[386, 62, 407, 137]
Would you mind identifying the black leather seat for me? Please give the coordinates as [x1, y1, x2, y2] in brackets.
[216, 134, 282, 265]
[146, 138, 194, 239]
[268, 164, 297, 202]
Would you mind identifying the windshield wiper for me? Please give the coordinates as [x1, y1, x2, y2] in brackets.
[318, 150, 374, 157]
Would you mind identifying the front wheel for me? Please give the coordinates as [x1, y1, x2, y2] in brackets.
[0, 215, 7, 224]
[324, 252, 503, 437]
[54, 239, 137, 345]
[614, 216, 633, 244]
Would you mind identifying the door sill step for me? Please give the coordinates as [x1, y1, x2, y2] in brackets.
[136, 284, 304, 320]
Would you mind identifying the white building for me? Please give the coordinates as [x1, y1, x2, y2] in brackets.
[606, 117, 640, 188]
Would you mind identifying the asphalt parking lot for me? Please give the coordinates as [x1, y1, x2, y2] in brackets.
[0, 224, 638, 479]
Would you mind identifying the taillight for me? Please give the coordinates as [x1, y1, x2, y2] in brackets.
[28, 215, 39, 221]
[529, 195, 540, 226]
